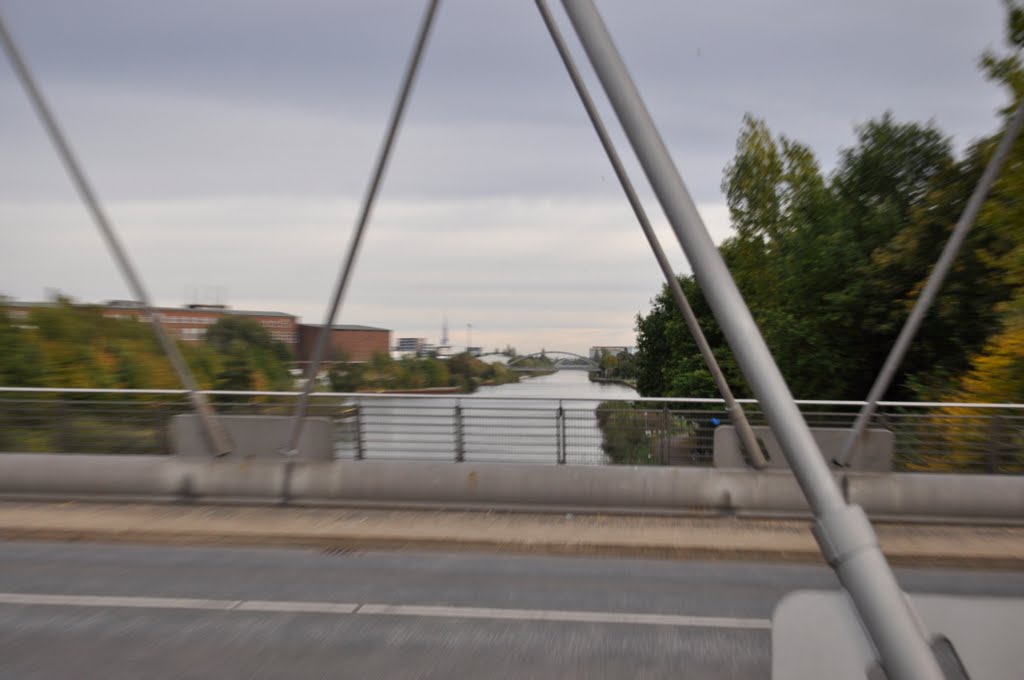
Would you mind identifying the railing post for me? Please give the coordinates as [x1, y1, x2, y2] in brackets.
[159, 402, 171, 455]
[58, 400, 71, 453]
[661, 404, 670, 465]
[875, 408, 893, 467]
[986, 414, 1004, 474]
[875, 408, 889, 431]
[454, 400, 465, 463]
[556, 400, 566, 464]
[353, 403, 365, 461]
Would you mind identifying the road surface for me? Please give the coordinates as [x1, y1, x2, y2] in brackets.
[0, 541, 1021, 678]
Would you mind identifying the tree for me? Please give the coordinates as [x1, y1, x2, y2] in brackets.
[946, 0, 1024, 403]
[722, 115, 786, 243]
[0, 299, 300, 397]
[0, 305, 44, 386]
[213, 343, 254, 393]
[598, 350, 618, 375]
[634, 275, 748, 398]
[636, 104, 1013, 401]
[205, 317, 289, 361]
[204, 318, 292, 393]
[953, 299, 1024, 402]
[328, 361, 366, 392]
[422, 358, 450, 387]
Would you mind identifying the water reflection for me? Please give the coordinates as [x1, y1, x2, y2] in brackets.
[476, 371, 638, 400]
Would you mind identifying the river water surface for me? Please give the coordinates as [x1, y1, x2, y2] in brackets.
[476, 370, 638, 400]
[342, 371, 638, 464]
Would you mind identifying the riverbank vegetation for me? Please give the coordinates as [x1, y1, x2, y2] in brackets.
[591, 348, 637, 387]
[635, 4, 1024, 405]
[0, 298, 293, 395]
[595, 401, 694, 465]
[0, 298, 536, 396]
[328, 352, 520, 393]
[0, 300, 296, 453]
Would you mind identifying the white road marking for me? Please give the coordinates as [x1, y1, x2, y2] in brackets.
[0, 592, 240, 610]
[357, 603, 772, 629]
[234, 600, 359, 614]
[0, 592, 770, 630]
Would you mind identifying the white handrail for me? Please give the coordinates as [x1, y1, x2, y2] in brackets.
[2, 386, 1024, 410]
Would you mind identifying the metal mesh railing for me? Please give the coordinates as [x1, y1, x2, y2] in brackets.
[0, 396, 191, 454]
[879, 406, 1024, 473]
[0, 389, 1021, 473]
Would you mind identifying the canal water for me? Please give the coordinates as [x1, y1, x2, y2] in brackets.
[341, 371, 638, 465]
[477, 370, 638, 399]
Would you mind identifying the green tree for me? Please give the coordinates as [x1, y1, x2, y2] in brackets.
[598, 349, 618, 374]
[328, 361, 366, 392]
[204, 318, 292, 392]
[0, 299, 301, 396]
[0, 305, 45, 386]
[722, 114, 786, 243]
[634, 275, 747, 398]
[611, 350, 637, 381]
[636, 105, 1012, 401]
[422, 358, 450, 387]
[945, 0, 1024, 403]
[213, 343, 254, 393]
[205, 317, 290, 360]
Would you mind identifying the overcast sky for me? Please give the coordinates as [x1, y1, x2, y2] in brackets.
[0, 0, 1010, 355]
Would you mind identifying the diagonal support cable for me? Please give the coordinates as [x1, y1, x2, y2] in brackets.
[284, 0, 440, 454]
[560, 1, 943, 677]
[535, 0, 766, 468]
[833, 94, 1024, 468]
[0, 11, 232, 456]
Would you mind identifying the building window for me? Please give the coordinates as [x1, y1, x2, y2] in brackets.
[179, 327, 206, 341]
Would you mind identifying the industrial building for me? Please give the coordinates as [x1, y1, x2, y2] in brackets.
[296, 324, 392, 364]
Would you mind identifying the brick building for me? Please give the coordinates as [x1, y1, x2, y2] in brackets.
[4, 300, 392, 363]
[296, 324, 392, 364]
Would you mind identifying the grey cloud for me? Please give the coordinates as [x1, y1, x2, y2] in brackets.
[0, 0, 1011, 353]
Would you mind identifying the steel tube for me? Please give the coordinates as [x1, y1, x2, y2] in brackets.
[560, 0, 839, 512]
[560, 2, 942, 677]
[9, 386, 1023, 410]
[0, 13, 232, 456]
[285, 0, 440, 453]
[835, 94, 1024, 467]
[535, 0, 766, 468]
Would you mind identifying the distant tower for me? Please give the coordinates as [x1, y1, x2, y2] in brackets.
[441, 316, 449, 347]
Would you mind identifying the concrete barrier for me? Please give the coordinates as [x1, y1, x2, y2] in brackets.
[0, 454, 1019, 521]
[848, 472, 1024, 519]
[0, 454, 286, 501]
[0, 454, 176, 497]
[288, 461, 812, 513]
[171, 415, 334, 460]
[714, 425, 894, 471]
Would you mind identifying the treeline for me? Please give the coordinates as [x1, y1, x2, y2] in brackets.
[0, 299, 527, 396]
[328, 352, 519, 393]
[0, 299, 293, 393]
[595, 349, 637, 383]
[635, 6, 1024, 404]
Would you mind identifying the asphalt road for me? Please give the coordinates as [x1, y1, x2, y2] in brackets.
[0, 542, 1021, 679]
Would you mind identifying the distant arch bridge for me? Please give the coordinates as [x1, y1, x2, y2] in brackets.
[507, 351, 600, 372]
